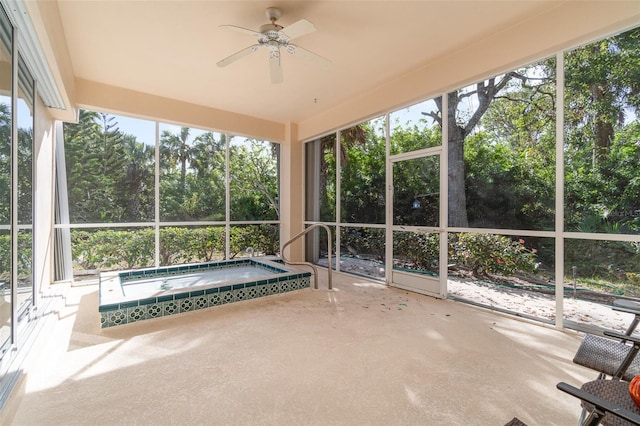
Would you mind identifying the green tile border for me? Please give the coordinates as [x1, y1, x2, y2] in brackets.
[100, 261, 311, 328]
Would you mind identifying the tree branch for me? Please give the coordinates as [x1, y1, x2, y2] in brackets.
[464, 72, 518, 134]
[421, 111, 442, 127]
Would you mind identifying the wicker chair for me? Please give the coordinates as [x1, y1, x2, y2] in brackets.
[566, 331, 640, 425]
[573, 300, 640, 381]
[557, 381, 640, 426]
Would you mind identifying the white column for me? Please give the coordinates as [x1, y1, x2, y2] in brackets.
[280, 122, 304, 262]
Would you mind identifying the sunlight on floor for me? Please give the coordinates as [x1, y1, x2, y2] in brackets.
[8, 272, 596, 425]
[352, 281, 387, 289]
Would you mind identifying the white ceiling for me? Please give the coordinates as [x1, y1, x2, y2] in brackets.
[53, 1, 591, 124]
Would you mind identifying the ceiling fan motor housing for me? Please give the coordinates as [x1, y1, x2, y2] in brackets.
[265, 7, 282, 22]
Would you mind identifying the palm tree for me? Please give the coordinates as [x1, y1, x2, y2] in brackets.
[123, 135, 154, 220]
[160, 126, 192, 190]
[190, 131, 225, 178]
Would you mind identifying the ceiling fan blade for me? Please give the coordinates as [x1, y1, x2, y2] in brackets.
[269, 50, 283, 84]
[219, 25, 262, 38]
[279, 19, 316, 41]
[286, 44, 331, 68]
[217, 44, 261, 67]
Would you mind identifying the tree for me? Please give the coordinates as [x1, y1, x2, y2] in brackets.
[423, 73, 523, 227]
[389, 121, 442, 226]
[17, 126, 33, 225]
[123, 134, 154, 221]
[159, 130, 227, 221]
[339, 120, 386, 224]
[309, 123, 374, 223]
[0, 103, 11, 224]
[565, 27, 640, 167]
[186, 131, 226, 220]
[160, 127, 192, 191]
[563, 27, 640, 232]
[229, 139, 279, 220]
[64, 110, 129, 222]
[190, 131, 225, 179]
[64, 110, 106, 222]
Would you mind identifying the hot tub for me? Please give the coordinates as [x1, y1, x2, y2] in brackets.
[98, 258, 311, 328]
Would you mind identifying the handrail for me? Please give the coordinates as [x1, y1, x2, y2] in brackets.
[281, 224, 333, 291]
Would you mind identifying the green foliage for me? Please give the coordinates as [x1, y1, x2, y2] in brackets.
[66, 114, 280, 224]
[64, 111, 139, 223]
[71, 228, 155, 270]
[71, 225, 280, 271]
[159, 128, 227, 221]
[392, 232, 439, 271]
[187, 227, 226, 262]
[0, 232, 36, 282]
[563, 27, 640, 232]
[229, 225, 279, 258]
[338, 230, 538, 278]
[391, 129, 441, 227]
[389, 116, 442, 153]
[0, 103, 33, 225]
[315, 135, 337, 222]
[158, 128, 229, 221]
[564, 123, 640, 233]
[122, 134, 154, 221]
[565, 238, 640, 280]
[159, 227, 221, 265]
[628, 273, 640, 286]
[339, 120, 386, 223]
[464, 131, 555, 230]
[450, 233, 537, 278]
[229, 139, 279, 221]
[0, 103, 10, 225]
[342, 227, 385, 259]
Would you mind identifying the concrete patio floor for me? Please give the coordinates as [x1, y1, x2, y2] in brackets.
[3, 270, 595, 425]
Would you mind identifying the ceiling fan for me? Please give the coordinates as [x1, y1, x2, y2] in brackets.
[217, 7, 331, 84]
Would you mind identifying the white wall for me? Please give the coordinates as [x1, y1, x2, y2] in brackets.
[33, 95, 55, 292]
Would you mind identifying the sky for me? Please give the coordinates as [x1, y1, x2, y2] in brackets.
[112, 113, 259, 146]
[389, 98, 439, 132]
[113, 115, 221, 145]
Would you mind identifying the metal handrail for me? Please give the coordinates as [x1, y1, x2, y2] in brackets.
[281, 224, 333, 291]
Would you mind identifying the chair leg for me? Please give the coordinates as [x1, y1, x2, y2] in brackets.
[581, 408, 605, 426]
[578, 407, 587, 425]
[623, 315, 640, 339]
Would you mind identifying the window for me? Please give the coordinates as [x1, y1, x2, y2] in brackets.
[304, 32, 640, 331]
[160, 125, 224, 222]
[0, 6, 12, 354]
[62, 112, 280, 274]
